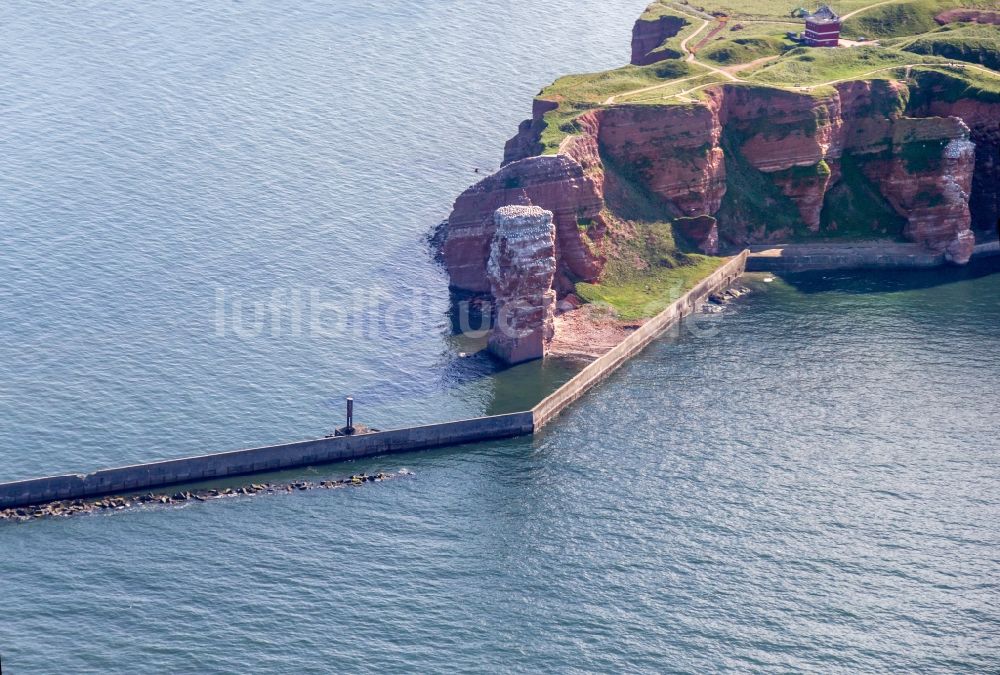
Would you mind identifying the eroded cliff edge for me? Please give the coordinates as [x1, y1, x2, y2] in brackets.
[433, 3, 999, 363]
[444, 71, 997, 298]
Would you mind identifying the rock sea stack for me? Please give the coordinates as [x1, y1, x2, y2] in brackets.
[487, 206, 557, 364]
[442, 154, 605, 295]
[431, 0, 1000, 343]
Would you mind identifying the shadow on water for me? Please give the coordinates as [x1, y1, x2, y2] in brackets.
[779, 255, 1000, 295]
[436, 345, 581, 417]
[484, 357, 581, 416]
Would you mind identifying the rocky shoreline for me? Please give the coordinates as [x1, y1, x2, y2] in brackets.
[0, 469, 413, 524]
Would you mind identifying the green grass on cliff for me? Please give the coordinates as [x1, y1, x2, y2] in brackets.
[622, 73, 729, 102]
[653, 0, 996, 23]
[641, 0, 700, 21]
[572, 149, 727, 320]
[896, 23, 1000, 70]
[906, 64, 1000, 104]
[841, 0, 971, 39]
[574, 217, 725, 321]
[649, 23, 700, 62]
[536, 60, 697, 152]
[843, 0, 943, 39]
[819, 153, 907, 239]
[540, 60, 694, 104]
[684, 0, 909, 21]
[841, 0, 998, 38]
[746, 45, 950, 86]
[576, 212, 725, 321]
[575, 254, 725, 320]
[635, 7, 701, 61]
[699, 34, 795, 67]
[715, 131, 803, 238]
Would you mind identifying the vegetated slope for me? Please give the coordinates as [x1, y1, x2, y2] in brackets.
[747, 45, 950, 85]
[840, 0, 998, 38]
[574, 152, 724, 320]
[631, 3, 698, 64]
[438, 0, 1000, 319]
[844, 0, 944, 38]
[819, 153, 909, 237]
[663, 0, 893, 21]
[897, 22, 1000, 70]
[531, 60, 695, 154]
[700, 35, 794, 66]
[908, 62, 1000, 102]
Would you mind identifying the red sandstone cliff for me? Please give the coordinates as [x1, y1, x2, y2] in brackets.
[577, 104, 728, 218]
[441, 74, 997, 295]
[443, 154, 606, 295]
[907, 71, 1000, 236]
[631, 12, 690, 65]
[862, 119, 975, 260]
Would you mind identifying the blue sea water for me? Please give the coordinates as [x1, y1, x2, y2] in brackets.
[1, 1, 999, 672]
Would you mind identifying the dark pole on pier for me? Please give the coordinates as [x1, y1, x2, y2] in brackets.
[346, 397, 354, 434]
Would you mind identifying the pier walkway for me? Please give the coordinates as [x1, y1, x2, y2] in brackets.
[0, 253, 750, 510]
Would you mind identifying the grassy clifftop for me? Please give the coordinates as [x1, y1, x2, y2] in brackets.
[896, 23, 1000, 69]
[746, 44, 951, 85]
[700, 35, 796, 67]
[514, 0, 999, 317]
[841, 0, 996, 38]
[535, 60, 697, 153]
[908, 64, 1000, 102]
[530, 0, 998, 151]
[647, 0, 900, 21]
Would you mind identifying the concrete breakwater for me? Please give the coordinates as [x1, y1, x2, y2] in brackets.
[0, 413, 534, 510]
[748, 240, 1000, 273]
[533, 251, 749, 429]
[0, 252, 748, 512]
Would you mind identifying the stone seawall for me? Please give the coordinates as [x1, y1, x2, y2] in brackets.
[0, 414, 534, 510]
[747, 243, 943, 272]
[747, 240, 1000, 272]
[974, 240, 1000, 258]
[0, 253, 750, 511]
[533, 251, 749, 428]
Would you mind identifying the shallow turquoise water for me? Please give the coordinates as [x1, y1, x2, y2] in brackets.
[2, 1, 999, 672]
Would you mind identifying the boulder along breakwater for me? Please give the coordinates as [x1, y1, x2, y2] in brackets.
[0, 470, 411, 523]
[0, 252, 748, 517]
